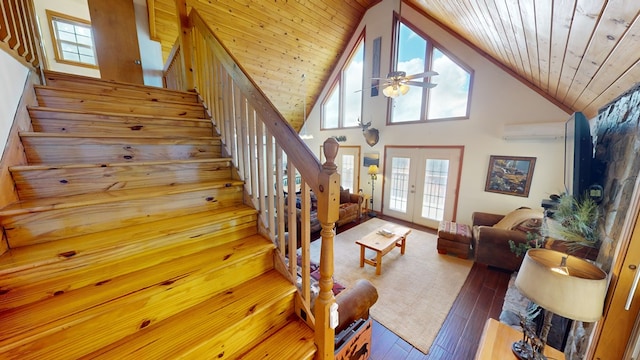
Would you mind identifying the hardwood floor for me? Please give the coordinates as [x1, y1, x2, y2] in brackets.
[333, 214, 512, 360]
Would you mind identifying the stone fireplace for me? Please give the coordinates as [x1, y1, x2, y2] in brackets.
[565, 82, 640, 359]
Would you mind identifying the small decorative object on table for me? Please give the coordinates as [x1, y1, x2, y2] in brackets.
[377, 228, 393, 237]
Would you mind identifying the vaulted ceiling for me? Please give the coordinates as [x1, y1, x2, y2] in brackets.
[148, 0, 640, 131]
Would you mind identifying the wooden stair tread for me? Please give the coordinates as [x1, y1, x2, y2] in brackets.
[34, 85, 203, 108]
[43, 70, 199, 101]
[28, 106, 211, 124]
[0, 180, 244, 217]
[82, 270, 295, 360]
[0, 210, 259, 311]
[9, 158, 233, 172]
[0, 239, 278, 359]
[239, 320, 316, 359]
[19, 131, 220, 141]
[0, 205, 256, 274]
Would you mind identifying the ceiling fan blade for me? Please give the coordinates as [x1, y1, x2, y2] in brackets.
[354, 83, 383, 93]
[405, 80, 438, 88]
[405, 71, 439, 80]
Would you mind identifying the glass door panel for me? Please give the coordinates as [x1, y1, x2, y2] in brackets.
[383, 147, 462, 228]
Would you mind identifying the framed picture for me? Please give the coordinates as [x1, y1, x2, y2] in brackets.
[484, 155, 536, 197]
[363, 152, 379, 167]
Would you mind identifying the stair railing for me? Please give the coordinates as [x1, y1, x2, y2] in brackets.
[165, 6, 340, 359]
[0, 0, 42, 71]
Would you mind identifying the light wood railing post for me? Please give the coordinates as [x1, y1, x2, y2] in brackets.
[314, 137, 340, 359]
[174, 0, 194, 91]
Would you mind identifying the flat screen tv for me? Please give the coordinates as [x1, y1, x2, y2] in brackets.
[564, 112, 593, 199]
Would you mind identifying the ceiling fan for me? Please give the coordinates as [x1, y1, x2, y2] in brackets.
[374, 70, 439, 98]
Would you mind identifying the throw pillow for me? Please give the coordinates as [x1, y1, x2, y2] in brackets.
[514, 217, 543, 234]
[340, 188, 351, 204]
[494, 208, 543, 230]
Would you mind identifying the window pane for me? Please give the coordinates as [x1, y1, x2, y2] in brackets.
[428, 48, 471, 119]
[56, 22, 75, 33]
[58, 31, 77, 43]
[340, 154, 355, 190]
[392, 23, 426, 123]
[322, 85, 340, 129]
[76, 34, 93, 46]
[62, 51, 80, 62]
[343, 41, 364, 127]
[421, 159, 449, 221]
[80, 54, 96, 65]
[51, 16, 96, 67]
[389, 157, 410, 212]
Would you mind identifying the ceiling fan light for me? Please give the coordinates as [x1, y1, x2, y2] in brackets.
[383, 85, 398, 98]
[399, 83, 410, 95]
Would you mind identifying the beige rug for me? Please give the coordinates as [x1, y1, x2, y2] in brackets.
[310, 218, 472, 354]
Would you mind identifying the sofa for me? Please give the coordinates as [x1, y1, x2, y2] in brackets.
[472, 207, 544, 271]
[284, 187, 363, 247]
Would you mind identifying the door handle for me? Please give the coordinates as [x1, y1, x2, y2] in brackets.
[134, 59, 142, 65]
[625, 264, 640, 310]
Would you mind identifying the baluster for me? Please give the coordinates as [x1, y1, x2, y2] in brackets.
[314, 137, 340, 359]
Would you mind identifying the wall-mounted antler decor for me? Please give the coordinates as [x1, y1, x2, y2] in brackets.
[358, 119, 379, 147]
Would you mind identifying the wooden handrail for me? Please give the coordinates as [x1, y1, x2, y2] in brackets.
[165, 3, 340, 358]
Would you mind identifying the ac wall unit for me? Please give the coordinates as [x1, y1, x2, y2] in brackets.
[502, 122, 565, 140]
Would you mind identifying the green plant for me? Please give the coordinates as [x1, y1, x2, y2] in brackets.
[509, 231, 545, 257]
[553, 193, 599, 249]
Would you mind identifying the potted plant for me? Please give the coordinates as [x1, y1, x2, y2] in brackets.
[549, 193, 600, 253]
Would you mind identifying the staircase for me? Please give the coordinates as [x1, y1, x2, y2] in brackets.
[0, 71, 316, 359]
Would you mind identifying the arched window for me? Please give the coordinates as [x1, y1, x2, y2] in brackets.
[390, 20, 472, 124]
[322, 33, 365, 129]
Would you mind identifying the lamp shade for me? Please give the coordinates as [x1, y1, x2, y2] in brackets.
[515, 249, 607, 322]
[368, 165, 378, 175]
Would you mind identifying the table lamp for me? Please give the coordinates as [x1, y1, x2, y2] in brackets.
[513, 248, 607, 359]
[367, 165, 378, 217]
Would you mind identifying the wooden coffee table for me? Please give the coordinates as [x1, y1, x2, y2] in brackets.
[356, 222, 411, 275]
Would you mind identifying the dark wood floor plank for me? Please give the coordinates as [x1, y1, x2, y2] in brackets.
[431, 313, 467, 353]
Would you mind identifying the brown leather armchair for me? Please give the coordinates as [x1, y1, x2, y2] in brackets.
[472, 208, 544, 272]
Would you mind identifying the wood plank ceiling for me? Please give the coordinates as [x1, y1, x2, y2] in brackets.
[148, 0, 640, 131]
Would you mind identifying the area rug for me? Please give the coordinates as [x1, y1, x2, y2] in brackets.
[310, 218, 472, 354]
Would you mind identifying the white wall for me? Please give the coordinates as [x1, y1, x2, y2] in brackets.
[32, 0, 164, 86]
[32, 0, 100, 78]
[0, 52, 29, 159]
[133, 0, 164, 87]
[304, 0, 570, 224]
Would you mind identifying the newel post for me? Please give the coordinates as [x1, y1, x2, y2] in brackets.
[314, 138, 340, 359]
[174, 0, 195, 91]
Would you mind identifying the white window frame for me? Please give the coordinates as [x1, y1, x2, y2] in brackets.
[389, 16, 473, 124]
[321, 32, 365, 130]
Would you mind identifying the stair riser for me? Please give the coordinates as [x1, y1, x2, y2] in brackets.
[3, 186, 244, 247]
[0, 221, 259, 311]
[0, 250, 275, 360]
[35, 91, 206, 118]
[42, 76, 200, 104]
[12, 161, 233, 199]
[22, 139, 222, 164]
[32, 118, 214, 137]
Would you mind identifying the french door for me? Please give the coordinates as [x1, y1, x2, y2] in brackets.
[321, 145, 361, 193]
[382, 147, 462, 228]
